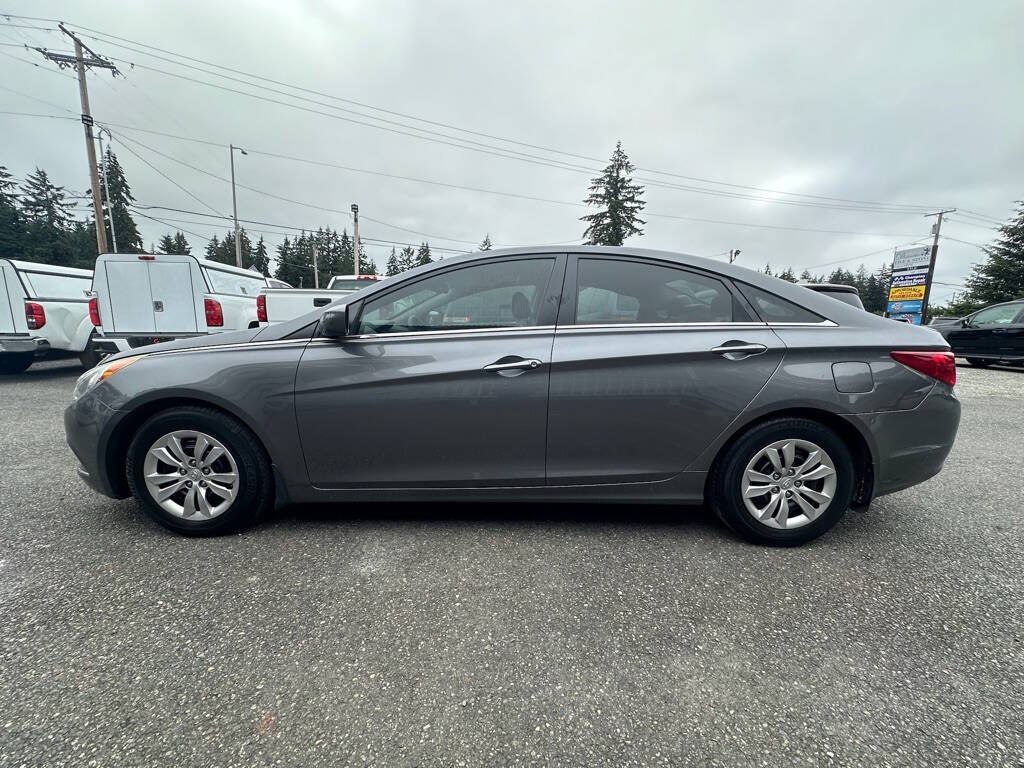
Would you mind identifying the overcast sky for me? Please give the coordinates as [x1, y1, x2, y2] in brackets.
[2, 0, 1021, 300]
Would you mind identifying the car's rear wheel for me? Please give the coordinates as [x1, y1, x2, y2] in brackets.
[0, 353, 34, 374]
[965, 357, 993, 368]
[709, 418, 855, 546]
[126, 407, 272, 536]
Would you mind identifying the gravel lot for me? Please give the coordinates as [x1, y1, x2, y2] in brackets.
[1, 357, 1022, 767]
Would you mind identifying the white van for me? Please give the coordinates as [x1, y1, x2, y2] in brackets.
[0, 259, 96, 373]
[91, 252, 271, 356]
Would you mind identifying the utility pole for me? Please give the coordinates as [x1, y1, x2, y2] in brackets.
[729, 249, 741, 264]
[229, 144, 247, 267]
[351, 203, 360, 276]
[312, 244, 319, 289]
[921, 209, 956, 325]
[97, 128, 117, 253]
[37, 25, 120, 255]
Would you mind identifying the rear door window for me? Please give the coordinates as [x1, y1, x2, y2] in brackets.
[574, 258, 741, 324]
[738, 284, 825, 324]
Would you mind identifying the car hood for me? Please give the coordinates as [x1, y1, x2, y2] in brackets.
[103, 328, 262, 362]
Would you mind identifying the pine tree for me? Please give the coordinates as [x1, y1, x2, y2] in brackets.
[965, 203, 1024, 304]
[385, 247, 400, 277]
[0, 165, 23, 259]
[777, 267, 796, 282]
[415, 241, 432, 266]
[205, 235, 221, 262]
[763, 263, 773, 276]
[173, 232, 191, 255]
[479, 234, 492, 251]
[97, 149, 143, 252]
[157, 234, 176, 254]
[580, 141, 646, 246]
[19, 168, 76, 265]
[250, 235, 270, 276]
[799, 269, 813, 281]
[398, 246, 417, 272]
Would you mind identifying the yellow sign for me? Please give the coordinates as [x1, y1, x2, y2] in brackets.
[889, 284, 926, 301]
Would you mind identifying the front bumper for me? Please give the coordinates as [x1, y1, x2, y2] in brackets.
[0, 335, 49, 356]
[64, 394, 129, 499]
[847, 384, 961, 498]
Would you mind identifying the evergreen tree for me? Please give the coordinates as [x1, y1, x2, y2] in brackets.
[398, 246, 417, 272]
[965, 203, 1024, 304]
[205, 235, 221, 262]
[385, 247, 401, 277]
[19, 168, 76, 266]
[479, 234, 492, 251]
[97, 149, 142, 252]
[250, 235, 270, 276]
[799, 269, 813, 281]
[173, 232, 191, 255]
[157, 234, 176, 254]
[763, 263, 773, 276]
[0, 165, 23, 259]
[415, 241, 432, 266]
[777, 267, 796, 282]
[580, 141, 646, 246]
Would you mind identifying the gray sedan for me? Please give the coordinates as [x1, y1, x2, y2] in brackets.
[65, 247, 960, 545]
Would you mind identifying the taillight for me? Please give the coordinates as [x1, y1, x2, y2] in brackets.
[891, 350, 956, 388]
[204, 297, 224, 327]
[88, 297, 100, 326]
[25, 301, 45, 330]
[256, 294, 268, 323]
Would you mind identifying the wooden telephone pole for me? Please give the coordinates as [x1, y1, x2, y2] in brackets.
[36, 25, 120, 255]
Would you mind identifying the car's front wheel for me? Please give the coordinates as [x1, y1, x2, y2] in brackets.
[709, 418, 855, 546]
[126, 406, 273, 536]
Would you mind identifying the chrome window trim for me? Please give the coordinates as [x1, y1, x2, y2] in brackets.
[146, 338, 311, 356]
[558, 320, 837, 332]
[313, 325, 558, 342]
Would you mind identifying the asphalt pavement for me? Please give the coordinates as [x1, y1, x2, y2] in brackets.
[1, 357, 1022, 767]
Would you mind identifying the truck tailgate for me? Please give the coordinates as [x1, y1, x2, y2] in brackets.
[263, 289, 338, 323]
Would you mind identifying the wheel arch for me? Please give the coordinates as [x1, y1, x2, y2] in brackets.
[704, 407, 875, 508]
[103, 395, 274, 499]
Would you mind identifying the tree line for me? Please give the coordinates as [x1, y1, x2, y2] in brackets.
[2, 145, 1020, 316]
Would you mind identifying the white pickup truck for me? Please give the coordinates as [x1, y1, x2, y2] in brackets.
[259, 274, 382, 325]
[0, 258, 97, 373]
[90, 252, 273, 357]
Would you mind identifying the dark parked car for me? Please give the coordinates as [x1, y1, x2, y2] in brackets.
[65, 247, 961, 546]
[934, 299, 1024, 367]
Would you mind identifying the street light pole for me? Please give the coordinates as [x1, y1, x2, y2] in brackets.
[97, 128, 117, 253]
[351, 203, 360, 276]
[229, 144, 247, 267]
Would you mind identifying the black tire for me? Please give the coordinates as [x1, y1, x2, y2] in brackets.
[78, 341, 103, 370]
[965, 357, 993, 368]
[709, 418, 855, 547]
[0, 353, 34, 374]
[126, 406, 273, 536]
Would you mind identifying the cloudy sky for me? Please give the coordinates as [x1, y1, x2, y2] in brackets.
[1, 0, 1021, 301]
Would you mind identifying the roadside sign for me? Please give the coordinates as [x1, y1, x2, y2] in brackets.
[884, 246, 933, 324]
[892, 246, 931, 273]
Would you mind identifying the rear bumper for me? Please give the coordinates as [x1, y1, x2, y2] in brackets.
[846, 385, 961, 498]
[0, 335, 49, 356]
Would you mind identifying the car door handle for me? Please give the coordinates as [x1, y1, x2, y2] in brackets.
[711, 342, 768, 359]
[483, 358, 543, 372]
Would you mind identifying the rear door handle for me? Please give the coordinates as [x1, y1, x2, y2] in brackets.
[483, 358, 543, 372]
[711, 342, 768, 359]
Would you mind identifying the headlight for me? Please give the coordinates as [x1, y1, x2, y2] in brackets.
[72, 355, 143, 400]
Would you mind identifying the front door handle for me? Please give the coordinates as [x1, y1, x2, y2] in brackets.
[711, 342, 768, 360]
[483, 358, 543, 373]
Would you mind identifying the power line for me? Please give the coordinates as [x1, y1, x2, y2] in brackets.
[10, 20, 933, 213]
[56, 19, 948, 213]
[114, 136, 224, 216]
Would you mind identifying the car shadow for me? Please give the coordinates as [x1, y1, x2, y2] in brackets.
[955, 361, 1024, 374]
[0, 360, 84, 382]
[265, 500, 725, 535]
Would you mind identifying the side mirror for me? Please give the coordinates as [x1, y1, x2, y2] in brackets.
[320, 306, 352, 338]
[961, 317, 970, 328]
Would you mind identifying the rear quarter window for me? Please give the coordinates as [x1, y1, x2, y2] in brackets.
[738, 284, 825, 324]
[20, 271, 92, 300]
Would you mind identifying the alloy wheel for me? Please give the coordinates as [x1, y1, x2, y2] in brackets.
[740, 438, 837, 529]
[142, 430, 239, 520]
